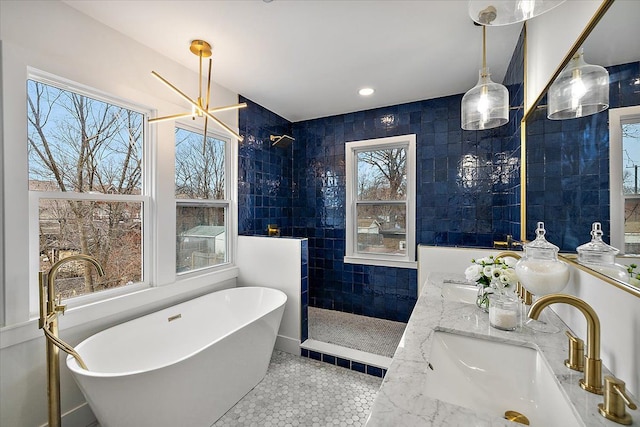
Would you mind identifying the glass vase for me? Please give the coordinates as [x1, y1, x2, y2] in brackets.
[476, 286, 490, 312]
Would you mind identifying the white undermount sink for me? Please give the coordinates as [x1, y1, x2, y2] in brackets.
[424, 331, 582, 426]
[440, 281, 478, 304]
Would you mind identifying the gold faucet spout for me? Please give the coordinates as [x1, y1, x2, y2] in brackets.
[528, 294, 603, 394]
[40, 253, 105, 427]
[495, 251, 522, 261]
[46, 254, 105, 306]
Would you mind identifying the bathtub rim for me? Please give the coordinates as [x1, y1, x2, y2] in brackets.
[66, 286, 287, 378]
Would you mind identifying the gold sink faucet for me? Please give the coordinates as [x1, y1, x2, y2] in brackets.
[494, 251, 533, 304]
[528, 294, 603, 394]
[39, 254, 105, 427]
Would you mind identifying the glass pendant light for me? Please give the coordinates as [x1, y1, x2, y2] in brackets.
[547, 49, 609, 120]
[469, 0, 566, 26]
[461, 25, 508, 130]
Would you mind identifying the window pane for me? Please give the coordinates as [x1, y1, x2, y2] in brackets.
[357, 147, 407, 201]
[624, 197, 640, 254]
[622, 122, 640, 194]
[39, 199, 142, 299]
[356, 204, 406, 255]
[176, 205, 226, 273]
[27, 80, 143, 194]
[175, 127, 226, 199]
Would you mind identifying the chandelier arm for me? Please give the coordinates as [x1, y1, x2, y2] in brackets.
[149, 111, 197, 123]
[198, 52, 203, 108]
[205, 58, 212, 112]
[151, 71, 243, 141]
[202, 58, 213, 154]
[207, 103, 248, 113]
[202, 109, 244, 142]
[147, 104, 246, 124]
[203, 117, 209, 155]
[148, 102, 247, 123]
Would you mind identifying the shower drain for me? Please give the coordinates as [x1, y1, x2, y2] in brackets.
[504, 410, 530, 425]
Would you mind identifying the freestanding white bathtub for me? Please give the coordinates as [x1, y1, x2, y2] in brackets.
[67, 286, 287, 427]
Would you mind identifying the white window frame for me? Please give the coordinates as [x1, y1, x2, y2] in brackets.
[610, 105, 640, 253]
[26, 70, 153, 312]
[174, 123, 233, 276]
[344, 134, 417, 268]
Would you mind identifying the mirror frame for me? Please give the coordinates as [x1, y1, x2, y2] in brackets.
[520, 0, 640, 298]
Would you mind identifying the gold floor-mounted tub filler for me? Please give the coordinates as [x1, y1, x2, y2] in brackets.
[39, 254, 105, 427]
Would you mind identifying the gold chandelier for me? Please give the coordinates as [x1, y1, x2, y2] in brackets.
[150, 39, 246, 142]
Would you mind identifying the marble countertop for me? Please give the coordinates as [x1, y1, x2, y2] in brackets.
[366, 272, 638, 426]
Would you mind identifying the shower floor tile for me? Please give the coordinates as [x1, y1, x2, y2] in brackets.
[308, 307, 406, 359]
[213, 350, 382, 427]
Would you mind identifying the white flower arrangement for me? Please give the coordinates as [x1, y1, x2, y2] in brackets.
[465, 256, 518, 292]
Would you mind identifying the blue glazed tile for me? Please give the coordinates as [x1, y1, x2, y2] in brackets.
[337, 357, 351, 369]
[366, 365, 384, 378]
[309, 351, 322, 361]
[322, 354, 336, 365]
[351, 362, 366, 373]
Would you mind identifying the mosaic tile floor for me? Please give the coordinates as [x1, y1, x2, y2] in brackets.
[213, 350, 382, 427]
[308, 307, 406, 358]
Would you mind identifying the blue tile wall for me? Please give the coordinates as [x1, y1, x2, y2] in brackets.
[238, 96, 293, 236]
[526, 61, 640, 251]
[238, 27, 525, 323]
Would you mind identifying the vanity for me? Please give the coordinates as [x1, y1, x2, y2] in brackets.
[366, 272, 638, 426]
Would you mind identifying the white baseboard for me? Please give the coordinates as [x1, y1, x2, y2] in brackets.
[274, 334, 300, 355]
[38, 402, 97, 427]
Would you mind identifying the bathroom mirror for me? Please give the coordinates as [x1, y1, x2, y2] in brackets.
[523, 0, 640, 297]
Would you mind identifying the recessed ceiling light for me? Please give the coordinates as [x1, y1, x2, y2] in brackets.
[358, 88, 375, 96]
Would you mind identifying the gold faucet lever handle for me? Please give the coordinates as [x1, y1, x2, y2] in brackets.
[54, 294, 66, 315]
[38, 272, 47, 329]
[564, 330, 584, 371]
[613, 384, 637, 410]
[598, 375, 637, 425]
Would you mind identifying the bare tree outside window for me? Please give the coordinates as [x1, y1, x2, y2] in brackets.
[27, 80, 144, 299]
[356, 147, 407, 254]
[175, 127, 228, 273]
[622, 121, 640, 253]
[175, 127, 225, 200]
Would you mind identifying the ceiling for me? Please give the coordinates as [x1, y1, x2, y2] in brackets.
[63, 1, 526, 122]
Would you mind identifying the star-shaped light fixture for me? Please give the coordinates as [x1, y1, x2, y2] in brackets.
[150, 40, 246, 143]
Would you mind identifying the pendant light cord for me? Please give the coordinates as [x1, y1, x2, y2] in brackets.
[481, 25, 487, 77]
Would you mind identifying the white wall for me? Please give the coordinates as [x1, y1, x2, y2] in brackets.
[417, 245, 504, 295]
[237, 236, 304, 355]
[525, 0, 602, 110]
[555, 268, 640, 396]
[0, 1, 241, 426]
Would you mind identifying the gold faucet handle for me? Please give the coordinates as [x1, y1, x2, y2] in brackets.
[521, 286, 533, 305]
[598, 375, 638, 425]
[564, 330, 584, 372]
[38, 272, 46, 329]
[54, 294, 66, 315]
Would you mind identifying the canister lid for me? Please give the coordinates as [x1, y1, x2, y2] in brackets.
[577, 222, 619, 265]
[523, 222, 559, 260]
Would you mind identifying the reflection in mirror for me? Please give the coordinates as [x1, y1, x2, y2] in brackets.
[610, 106, 640, 255]
[525, 0, 640, 292]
